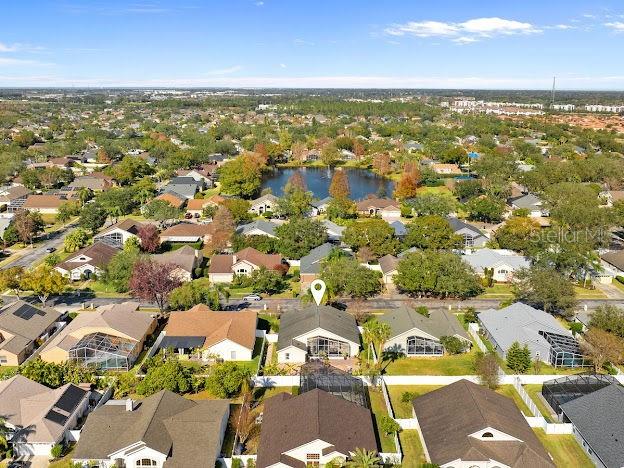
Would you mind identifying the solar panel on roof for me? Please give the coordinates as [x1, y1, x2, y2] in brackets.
[55, 385, 86, 413]
[12, 304, 45, 320]
[45, 409, 68, 425]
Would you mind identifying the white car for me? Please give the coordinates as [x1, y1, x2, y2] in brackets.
[242, 294, 262, 302]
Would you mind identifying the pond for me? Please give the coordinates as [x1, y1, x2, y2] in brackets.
[261, 167, 395, 199]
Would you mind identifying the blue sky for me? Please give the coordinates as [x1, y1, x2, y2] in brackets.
[1, 0, 624, 89]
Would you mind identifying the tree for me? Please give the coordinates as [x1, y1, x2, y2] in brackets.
[493, 217, 540, 253]
[137, 224, 160, 253]
[13, 210, 44, 245]
[210, 206, 236, 252]
[205, 362, 252, 398]
[63, 228, 89, 252]
[506, 341, 532, 373]
[136, 356, 193, 395]
[343, 219, 399, 257]
[285, 171, 307, 191]
[512, 267, 577, 317]
[129, 259, 182, 312]
[249, 267, 288, 294]
[0, 266, 25, 297]
[404, 215, 461, 250]
[589, 305, 624, 338]
[394, 168, 420, 200]
[395, 251, 483, 298]
[321, 145, 340, 166]
[56, 201, 80, 224]
[276, 185, 313, 218]
[454, 179, 483, 201]
[221, 198, 253, 224]
[275, 218, 327, 259]
[327, 197, 357, 220]
[21, 266, 68, 306]
[103, 249, 140, 293]
[465, 196, 505, 223]
[362, 319, 391, 370]
[346, 448, 381, 468]
[379, 415, 401, 436]
[473, 351, 500, 389]
[219, 155, 263, 198]
[79, 203, 107, 235]
[406, 193, 456, 217]
[581, 328, 624, 373]
[320, 257, 382, 300]
[2, 223, 19, 246]
[440, 336, 468, 355]
[329, 170, 350, 199]
[169, 278, 227, 310]
[143, 199, 179, 222]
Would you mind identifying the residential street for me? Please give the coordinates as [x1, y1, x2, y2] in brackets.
[2, 222, 77, 269]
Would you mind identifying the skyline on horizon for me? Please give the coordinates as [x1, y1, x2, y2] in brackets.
[2, 0, 624, 90]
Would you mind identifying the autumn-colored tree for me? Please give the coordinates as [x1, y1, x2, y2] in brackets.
[329, 170, 350, 199]
[291, 141, 307, 163]
[286, 171, 307, 191]
[0, 266, 25, 297]
[353, 139, 366, 160]
[129, 259, 182, 312]
[320, 145, 340, 166]
[394, 168, 421, 200]
[253, 143, 269, 165]
[372, 153, 391, 175]
[582, 328, 624, 372]
[97, 148, 111, 164]
[21, 266, 68, 306]
[13, 210, 44, 245]
[137, 224, 160, 253]
[210, 206, 236, 252]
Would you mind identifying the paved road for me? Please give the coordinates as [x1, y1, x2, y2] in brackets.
[1, 222, 78, 269]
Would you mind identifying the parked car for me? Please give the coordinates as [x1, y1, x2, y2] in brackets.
[242, 294, 262, 301]
[45, 247, 56, 253]
[184, 212, 193, 219]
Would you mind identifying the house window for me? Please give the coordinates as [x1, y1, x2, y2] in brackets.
[285, 353, 290, 360]
[482, 432, 494, 438]
[462, 234, 474, 247]
[307, 336, 350, 358]
[230, 351, 236, 360]
[136, 460, 157, 467]
[498, 269, 508, 275]
[406, 336, 444, 356]
[0, 356, 7, 364]
[306, 454, 320, 467]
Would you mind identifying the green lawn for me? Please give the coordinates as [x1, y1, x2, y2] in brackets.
[478, 283, 514, 298]
[573, 286, 607, 299]
[416, 185, 452, 195]
[381, 347, 478, 376]
[398, 430, 427, 467]
[524, 384, 556, 421]
[77, 279, 131, 298]
[367, 387, 397, 453]
[533, 429, 593, 468]
[240, 337, 265, 374]
[386, 385, 442, 418]
[496, 385, 533, 416]
[254, 385, 298, 402]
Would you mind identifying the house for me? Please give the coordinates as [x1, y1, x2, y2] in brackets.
[185, 195, 224, 217]
[311, 196, 332, 215]
[600, 250, 624, 277]
[300, 243, 334, 288]
[22, 194, 66, 214]
[379, 308, 470, 356]
[412, 379, 555, 468]
[68, 174, 114, 192]
[257, 389, 378, 468]
[55, 241, 119, 281]
[558, 381, 624, 468]
[94, 219, 145, 247]
[507, 193, 548, 217]
[323, 219, 345, 242]
[447, 217, 488, 248]
[208, 247, 284, 283]
[356, 197, 401, 220]
[0, 375, 90, 457]
[154, 191, 186, 209]
[160, 305, 257, 361]
[237, 219, 279, 238]
[0, 300, 63, 366]
[159, 222, 213, 244]
[404, 140, 423, 152]
[39, 302, 156, 370]
[163, 176, 204, 199]
[378, 254, 399, 285]
[431, 163, 462, 175]
[478, 302, 587, 367]
[152, 245, 203, 282]
[0, 185, 31, 212]
[176, 163, 217, 187]
[249, 193, 279, 215]
[462, 248, 530, 282]
[277, 304, 360, 363]
[73, 391, 230, 468]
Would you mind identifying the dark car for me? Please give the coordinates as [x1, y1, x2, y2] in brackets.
[45, 247, 56, 253]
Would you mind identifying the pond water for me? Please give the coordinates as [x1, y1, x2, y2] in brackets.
[261, 167, 395, 199]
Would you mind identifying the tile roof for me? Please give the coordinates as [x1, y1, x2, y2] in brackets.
[256, 389, 377, 467]
[413, 379, 554, 467]
[164, 305, 257, 350]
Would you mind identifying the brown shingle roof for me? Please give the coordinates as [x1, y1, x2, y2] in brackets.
[23, 194, 65, 209]
[160, 222, 214, 238]
[97, 218, 145, 237]
[235, 247, 283, 269]
[164, 305, 257, 350]
[412, 380, 554, 468]
[257, 389, 378, 467]
[56, 241, 119, 271]
[355, 197, 400, 211]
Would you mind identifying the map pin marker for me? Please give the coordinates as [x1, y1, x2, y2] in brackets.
[310, 279, 326, 306]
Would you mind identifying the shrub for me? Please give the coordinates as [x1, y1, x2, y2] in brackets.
[401, 391, 417, 403]
[51, 444, 63, 459]
[415, 306, 429, 317]
[231, 459, 243, 468]
[440, 336, 467, 354]
[379, 415, 401, 436]
[205, 362, 252, 398]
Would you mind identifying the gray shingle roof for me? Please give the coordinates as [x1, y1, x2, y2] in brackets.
[236, 219, 278, 237]
[300, 243, 334, 274]
[0, 300, 61, 353]
[390, 220, 407, 237]
[508, 193, 543, 209]
[560, 383, 624, 468]
[447, 216, 485, 237]
[277, 305, 360, 351]
[379, 308, 469, 341]
[462, 248, 530, 272]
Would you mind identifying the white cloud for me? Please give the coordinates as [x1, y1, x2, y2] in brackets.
[0, 57, 51, 66]
[279, 63, 287, 68]
[206, 65, 243, 75]
[384, 17, 541, 43]
[293, 38, 315, 46]
[0, 43, 19, 52]
[255, 1, 264, 5]
[605, 21, 624, 31]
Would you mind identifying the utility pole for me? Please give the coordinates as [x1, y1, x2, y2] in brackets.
[551, 76, 556, 108]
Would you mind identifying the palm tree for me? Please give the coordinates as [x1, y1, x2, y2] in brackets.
[78, 187, 93, 207]
[108, 206, 123, 225]
[347, 448, 381, 468]
[0, 417, 8, 457]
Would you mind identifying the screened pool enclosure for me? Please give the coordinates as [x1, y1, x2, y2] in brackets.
[306, 336, 350, 358]
[542, 374, 619, 417]
[68, 332, 139, 370]
[538, 330, 589, 368]
[300, 361, 368, 408]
